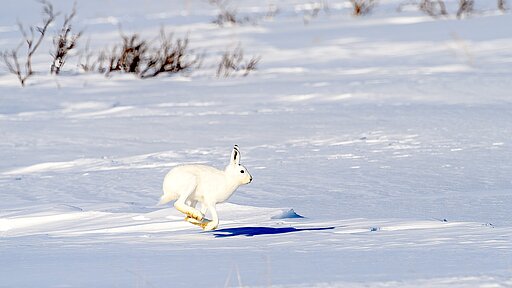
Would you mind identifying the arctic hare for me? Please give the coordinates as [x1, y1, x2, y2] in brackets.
[159, 145, 252, 231]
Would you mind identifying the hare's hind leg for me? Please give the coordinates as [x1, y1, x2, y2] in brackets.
[174, 186, 204, 222]
[185, 202, 214, 227]
[185, 200, 203, 225]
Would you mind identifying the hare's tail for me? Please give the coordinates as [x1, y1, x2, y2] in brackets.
[157, 193, 176, 205]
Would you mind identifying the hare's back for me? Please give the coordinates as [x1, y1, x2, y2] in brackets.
[173, 164, 221, 175]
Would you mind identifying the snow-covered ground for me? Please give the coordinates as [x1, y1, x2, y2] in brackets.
[1, 0, 512, 287]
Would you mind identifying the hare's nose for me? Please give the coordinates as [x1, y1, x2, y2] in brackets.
[249, 177, 253, 182]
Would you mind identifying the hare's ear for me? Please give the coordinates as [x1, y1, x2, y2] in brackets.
[230, 145, 241, 166]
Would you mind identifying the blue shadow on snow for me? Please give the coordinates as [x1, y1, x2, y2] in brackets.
[211, 226, 335, 238]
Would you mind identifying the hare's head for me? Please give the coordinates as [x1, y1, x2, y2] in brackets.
[225, 145, 252, 185]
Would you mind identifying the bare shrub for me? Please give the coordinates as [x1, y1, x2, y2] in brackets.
[457, 0, 474, 18]
[140, 30, 199, 78]
[112, 34, 148, 74]
[350, 0, 376, 16]
[96, 50, 108, 73]
[80, 46, 118, 75]
[265, 3, 279, 20]
[98, 46, 118, 74]
[92, 29, 198, 78]
[243, 57, 260, 76]
[217, 45, 261, 78]
[1, 1, 57, 86]
[77, 39, 99, 72]
[93, 33, 148, 76]
[301, 1, 330, 24]
[78, 45, 122, 75]
[498, 0, 507, 11]
[209, 0, 251, 26]
[419, 0, 448, 17]
[50, 3, 82, 75]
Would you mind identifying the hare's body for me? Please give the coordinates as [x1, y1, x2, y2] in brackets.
[159, 146, 252, 231]
[161, 165, 241, 205]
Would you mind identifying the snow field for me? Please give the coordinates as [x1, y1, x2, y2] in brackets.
[1, 0, 512, 287]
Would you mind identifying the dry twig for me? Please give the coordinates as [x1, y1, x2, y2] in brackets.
[2, 0, 57, 86]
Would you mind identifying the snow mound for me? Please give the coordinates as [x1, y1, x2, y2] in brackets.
[271, 208, 305, 219]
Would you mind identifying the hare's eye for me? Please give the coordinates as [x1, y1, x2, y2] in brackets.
[240, 170, 245, 173]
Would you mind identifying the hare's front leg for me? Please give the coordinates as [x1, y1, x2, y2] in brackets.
[201, 204, 219, 231]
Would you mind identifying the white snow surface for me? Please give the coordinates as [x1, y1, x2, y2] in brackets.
[1, 0, 512, 287]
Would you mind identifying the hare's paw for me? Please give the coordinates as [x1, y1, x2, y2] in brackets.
[185, 210, 204, 221]
[185, 216, 202, 224]
[202, 221, 218, 231]
[185, 216, 212, 227]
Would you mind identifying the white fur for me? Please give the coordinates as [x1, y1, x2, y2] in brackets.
[159, 145, 252, 231]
